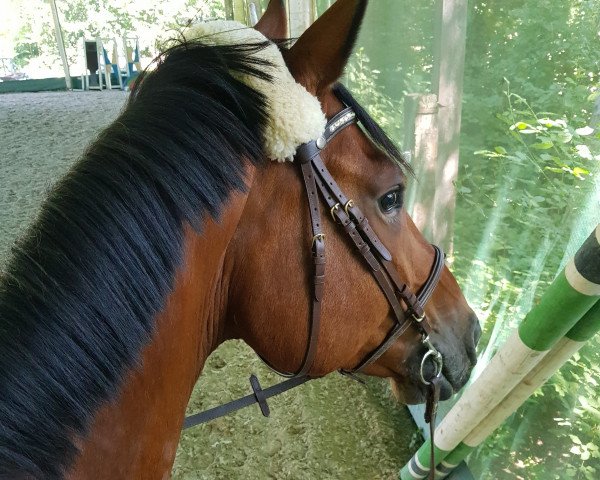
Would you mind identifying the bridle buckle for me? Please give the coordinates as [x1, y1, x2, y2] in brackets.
[343, 199, 354, 216]
[312, 233, 326, 247]
[330, 203, 341, 223]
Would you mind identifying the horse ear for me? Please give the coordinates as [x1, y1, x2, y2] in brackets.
[254, 0, 288, 40]
[286, 0, 368, 94]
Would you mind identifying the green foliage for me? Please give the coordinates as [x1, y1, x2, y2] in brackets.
[344, 47, 403, 143]
[5, 0, 226, 71]
[13, 41, 41, 68]
[333, 6, 600, 476]
[453, 1, 600, 477]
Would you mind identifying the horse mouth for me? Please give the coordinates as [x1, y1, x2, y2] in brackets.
[391, 367, 468, 405]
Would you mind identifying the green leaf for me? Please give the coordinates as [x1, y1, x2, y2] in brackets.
[582, 450, 591, 461]
[575, 144, 593, 160]
[474, 149, 503, 158]
[532, 142, 554, 149]
[494, 146, 507, 154]
[570, 434, 582, 445]
[557, 131, 573, 143]
[537, 118, 566, 128]
[572, 167, 590, 178]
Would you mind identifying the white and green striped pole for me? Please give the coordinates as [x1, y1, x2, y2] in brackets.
[400, 224, 600, 480]
[435, 299, 600, 479]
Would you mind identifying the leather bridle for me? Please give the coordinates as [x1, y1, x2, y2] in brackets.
[283, 106, 445, 380]
[184, 106, 446, 479]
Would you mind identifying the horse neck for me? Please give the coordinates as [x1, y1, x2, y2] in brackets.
[65, 181, 255, 480]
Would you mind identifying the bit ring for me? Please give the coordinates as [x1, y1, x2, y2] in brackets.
[419, 335, 443, 385]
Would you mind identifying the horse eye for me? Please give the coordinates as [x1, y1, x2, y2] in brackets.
[378, 188, 403, 214]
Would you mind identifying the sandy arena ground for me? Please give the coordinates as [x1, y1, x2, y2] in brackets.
[0, 91, 418, 479]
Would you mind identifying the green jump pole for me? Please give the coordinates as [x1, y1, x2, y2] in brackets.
[434, 299, 600, 479]
[400, 224, 600, 480]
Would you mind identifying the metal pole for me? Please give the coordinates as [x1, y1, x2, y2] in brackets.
[233, 0, 247, 23]
[224, 0, 235, 20]
[49, 0, 72, 90]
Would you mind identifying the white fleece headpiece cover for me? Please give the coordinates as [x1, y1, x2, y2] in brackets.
[184, 20, 326, 162]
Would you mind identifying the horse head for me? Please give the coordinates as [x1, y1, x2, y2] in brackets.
[0, 2, 481, 478]
[228, 0, 481, 404]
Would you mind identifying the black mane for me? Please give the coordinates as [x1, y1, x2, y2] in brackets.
[0, 40, 270, 479]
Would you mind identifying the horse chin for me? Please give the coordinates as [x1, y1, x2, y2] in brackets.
[390, 375, 455, 405]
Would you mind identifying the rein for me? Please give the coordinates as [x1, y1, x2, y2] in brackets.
[184, 107, 445, 479]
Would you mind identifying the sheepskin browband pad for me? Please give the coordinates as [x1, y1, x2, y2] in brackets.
[184, 20, 326, 162]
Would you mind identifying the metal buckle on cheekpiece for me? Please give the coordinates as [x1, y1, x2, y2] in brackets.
[419, 335, 443, 385]
[312, 233, 326, 247]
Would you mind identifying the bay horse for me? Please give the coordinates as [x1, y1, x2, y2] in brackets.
[0, 1, 480, 478]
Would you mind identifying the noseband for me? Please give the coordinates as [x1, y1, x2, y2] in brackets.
[184, 107, 445, 478]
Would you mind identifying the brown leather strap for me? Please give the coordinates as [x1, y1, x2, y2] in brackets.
[311, 172, 408, 323]
[323, 107, 357, 143]
[425, 376, 441, 480]
[308, 151, 441, 362]
[259, 147, 327, 378]
[295, 159, 326, 377]
[311, 154, 392, 261]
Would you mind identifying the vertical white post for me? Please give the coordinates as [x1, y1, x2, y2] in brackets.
[404, 93, 440, 240]
[248, 1, 260, 25]
[49, 0, 72, 90]
[431, 0, 468, 253]
[288, 0, 316, 38]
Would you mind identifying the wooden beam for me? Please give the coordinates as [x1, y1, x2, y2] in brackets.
[232, 0, 248, 23]
[224, 0, 235, 20]
[404, 94, 439, 241]
[287, 0, 316, 38]
[431, 0, 468, 253]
